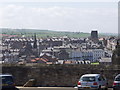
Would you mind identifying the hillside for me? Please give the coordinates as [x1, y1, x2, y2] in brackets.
[1, 28, 117, 38]
[1, 28, 90, 38]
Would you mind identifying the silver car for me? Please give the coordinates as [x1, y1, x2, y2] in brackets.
[77, 74, 108, 90]
[113, 74, 120, 90]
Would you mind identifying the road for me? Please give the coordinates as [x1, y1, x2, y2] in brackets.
[17, 87, 113, 90]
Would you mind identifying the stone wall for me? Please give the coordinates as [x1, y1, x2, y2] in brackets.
[2, 64, 120, 87]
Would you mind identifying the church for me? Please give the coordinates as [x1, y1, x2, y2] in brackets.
[19, 34, 38, 62]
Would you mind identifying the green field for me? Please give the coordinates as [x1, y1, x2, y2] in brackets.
[1, 28, 117, 38]
[1, 28, 90, 38]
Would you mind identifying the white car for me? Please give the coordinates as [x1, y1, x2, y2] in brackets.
[113, 74, 120, 90]
[77, 74, 108, 90]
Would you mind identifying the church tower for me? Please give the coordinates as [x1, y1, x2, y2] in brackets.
[33, 33, 37, 49]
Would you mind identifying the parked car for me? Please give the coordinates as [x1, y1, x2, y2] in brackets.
[113, 74, 120, 90]
[1, 74, 16, 89]
[77, 74, 108, 90]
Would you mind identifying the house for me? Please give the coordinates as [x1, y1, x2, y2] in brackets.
[99, 58, 112, 65]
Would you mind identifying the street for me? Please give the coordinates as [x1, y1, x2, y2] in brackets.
[17, 87, 113, 90]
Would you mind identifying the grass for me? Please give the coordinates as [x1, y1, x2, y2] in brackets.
[1, 28, 90, 38]
[91, 62, 100, 65]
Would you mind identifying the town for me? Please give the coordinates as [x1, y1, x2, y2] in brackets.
[0, 29, 119, 65]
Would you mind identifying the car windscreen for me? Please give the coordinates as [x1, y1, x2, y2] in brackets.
[1, 76, 14, 84]
[115, 76, 120, 81]
[80, 77, 96, 82]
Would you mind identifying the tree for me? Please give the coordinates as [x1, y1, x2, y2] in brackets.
[112, 39, 120, 65]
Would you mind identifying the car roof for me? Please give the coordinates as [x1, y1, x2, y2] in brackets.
[0, 74, 13, 77]
[81, 74, 100, 77]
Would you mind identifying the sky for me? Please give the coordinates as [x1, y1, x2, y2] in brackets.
[0, 0, 119, 33]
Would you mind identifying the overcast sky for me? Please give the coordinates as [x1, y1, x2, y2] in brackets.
[0, 0, 118, 33]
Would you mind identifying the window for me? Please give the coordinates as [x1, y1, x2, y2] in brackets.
[115, 76, 120, 81]
[98, 77, 102, 81]
[1, 76, 14, 84]
[81, 77, 96, 82]
[98, 76, 106, 81]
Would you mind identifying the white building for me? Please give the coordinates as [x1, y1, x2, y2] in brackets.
[70, 49, 105, 62]
[70, 50, 82, 60]
[92, 49, 105, 61]
[99, 57, 112, 65]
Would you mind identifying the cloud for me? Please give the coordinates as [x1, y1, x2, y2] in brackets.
[0, 3, 118, 33]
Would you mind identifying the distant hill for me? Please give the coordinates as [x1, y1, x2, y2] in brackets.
[99, 33, 117, 37]
[1, 28, 90, 38]
[1, 28, 117, 38]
